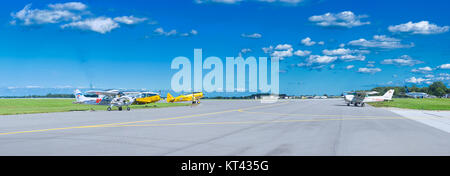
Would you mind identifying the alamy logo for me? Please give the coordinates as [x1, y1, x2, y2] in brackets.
[171, 49, 279, 94]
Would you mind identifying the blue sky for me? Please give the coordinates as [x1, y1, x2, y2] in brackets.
[1, 0, 450, 96]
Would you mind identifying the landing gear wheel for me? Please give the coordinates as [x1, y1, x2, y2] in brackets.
[118, 107, 123, 111]
[354, 103, 359, 107]
[347, 103, 350, 106]
[196, 100, 200, 104]
[107, 107, 112, 111]
[361, 103, 365, 107]
[127, 107, 131, 111]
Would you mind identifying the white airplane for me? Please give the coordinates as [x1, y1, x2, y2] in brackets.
[344, 89, 394, 107]
[73, 89, 135, 111]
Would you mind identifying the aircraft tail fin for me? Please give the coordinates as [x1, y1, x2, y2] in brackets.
[383, 89, 395, 100]
[166, 93, 174, 103]
[74, 89, 86, 102]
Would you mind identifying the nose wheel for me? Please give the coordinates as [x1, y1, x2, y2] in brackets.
[107, 107, 112, 111]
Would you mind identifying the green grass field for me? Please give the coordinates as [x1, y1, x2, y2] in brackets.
[369, 98, 450, 110]
[0, 99, 190, 115]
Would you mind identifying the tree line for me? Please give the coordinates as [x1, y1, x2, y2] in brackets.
[370, 81, 449, 97]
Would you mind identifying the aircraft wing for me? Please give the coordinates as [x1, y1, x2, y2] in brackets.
[85, 90, 119, 96]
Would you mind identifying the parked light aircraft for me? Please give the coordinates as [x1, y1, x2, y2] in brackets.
[344, 89, 394, 107]
[73, 89, 135, 111]
[404, 86, 429, 98]
[167, 92, 204, 104]
[126, 92, 161, 104]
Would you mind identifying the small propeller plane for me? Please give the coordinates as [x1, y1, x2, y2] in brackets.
[166, 92, 204, 104]
[344, 89, 394, 107]
[73, 89, 135, 111]
[125, 92, 161, 105]
[404, 86, 429, 98]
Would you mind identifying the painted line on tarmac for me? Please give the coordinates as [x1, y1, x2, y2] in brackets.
[0, 102, 288, 136]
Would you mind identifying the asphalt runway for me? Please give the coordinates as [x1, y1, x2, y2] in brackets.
[1, 99, 449, 155]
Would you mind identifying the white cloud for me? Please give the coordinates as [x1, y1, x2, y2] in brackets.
[346, 65, 354, 69]
[308, 11, 370, 28]
[348, 35, 414, 49]
[195, 0, 243, 4]
[293, 50, 311, 57]
[11, 4, 82, 25]
[263, 44, 295, 60]
[301, 37, 316, 46]
[114, 16, 147, 25]
[240, 48, 252, 53]
[271, 49, 293, 59]
[241, 33, 262, 39]
[358, 67, 381, 74]
[322, 48, 369, 55]
[411, 66, 433, 73]
[196, 0, 304, 5]
[48, 2, 87, 11]
[388, 21, 449, 35]
[61, 17, 119, 34]
[339, 43, 345, 48]
[438, 63, 450, 69]
[339, 54, 366, 62]
[262, 46, 273, 54]
[405, 77, 429, 84]
[305, 55, 338, 65]
[275, 44, 292, 50]
[381, 55, 423, 66]
[153, 27, 177, 36]
[190, 29, 198, 35]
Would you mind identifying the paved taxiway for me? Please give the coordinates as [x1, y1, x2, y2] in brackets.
[0, 99, 449, 155]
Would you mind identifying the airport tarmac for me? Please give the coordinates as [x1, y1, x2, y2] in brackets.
[0, 99, 449, 156]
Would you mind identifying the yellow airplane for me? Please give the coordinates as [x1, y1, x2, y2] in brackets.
[130, 92, 161, 105]
[167, 92, 204, 104]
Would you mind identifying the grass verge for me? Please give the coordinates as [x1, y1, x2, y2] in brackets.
[368, 98, 450, 110]
[0, 99, 189, 115]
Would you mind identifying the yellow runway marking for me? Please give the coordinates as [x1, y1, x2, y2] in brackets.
[0, 102, 287, 136]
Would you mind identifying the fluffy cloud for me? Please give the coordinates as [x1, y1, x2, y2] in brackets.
[154, 27, 177, 36]
[301, 37, 322, 46]
[438, 63, 450, 69]
[274, 44, 292, 50]
[11, 4, 82, 25]
[262, 46, 274, 54]
[357, 67, 381, 74]
[114, 16, 147, 25]
[405, 77, 429, 84]
[195, 0, 243, 4]
[346, 65, 354, 69]
[262, 44, 295, 60]
[61, 17, 119, 34]
[322, 48, 369, 55]
[381, 55, 423, 66]
[241, 33, 262, 39]
[195, 0, 303, 5]
[348, 35, 414, 49]
[293, 50, 311, 57]
[388, 21, 449, 35]
[305, 55, 338, 65]
[340, 54, 366, 62]
[48, 2, 87, 11]
[308, 11, 370, 28]
[411, 66, 433, 73]
[11, 2, 153, 34]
